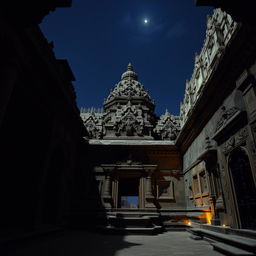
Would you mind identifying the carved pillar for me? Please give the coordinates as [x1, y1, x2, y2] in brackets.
[145, 176, 153, 197]
[145, 170, 156, 209]
[139, 177, 144, 208]
[103, 175, 111, 197]
[199, 138, 221, 225]
[102, 167, 114, 209]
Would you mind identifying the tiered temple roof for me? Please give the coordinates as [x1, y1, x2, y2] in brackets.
[81, 63, 180, 140]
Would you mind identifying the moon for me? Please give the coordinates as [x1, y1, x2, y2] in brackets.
[144, 19, 149, 24]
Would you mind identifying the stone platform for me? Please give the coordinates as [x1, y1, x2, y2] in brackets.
[189, 225, 256, 255]
[0, 230, 223, 256]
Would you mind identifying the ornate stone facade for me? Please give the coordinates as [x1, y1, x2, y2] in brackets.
[80, 64, 183, 231]
[180, 9, 237, 127]
[81, 63, 180, 141]
[180, 8, 256, 230]
[154, 110, 180, 140]
[78, 8, 256, 232]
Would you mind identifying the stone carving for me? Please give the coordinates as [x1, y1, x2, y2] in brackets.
[222, 128, 248, 154]
[115, 106, 143, 136]
[97, 63, 156, 139]
[223, 136, 235, 153]
[215, 106, 239, 132]
[154, 110, 180, 140]
[81, 112, 105, 139]
[237, 128, 248, 144]
[104, 63, 153, 105]
[80, 64, 182, 140]
[205, 136, 212, 150]
[180, 9, 237, 128]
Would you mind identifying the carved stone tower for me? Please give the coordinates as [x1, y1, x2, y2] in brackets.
[103, 63, 156, 139]
[80, 63, 180, 141]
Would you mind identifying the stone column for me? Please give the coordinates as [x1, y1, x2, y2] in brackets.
[145, 176, 154, 198]
[102, 168, 114, 209]
[139, 177, 144, 208]
[103, 175, 111, 198]
[145, 170, 156, 209]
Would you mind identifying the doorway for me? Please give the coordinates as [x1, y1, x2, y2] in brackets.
[118, 178, 140, 208]
[228, 147, 256, 229]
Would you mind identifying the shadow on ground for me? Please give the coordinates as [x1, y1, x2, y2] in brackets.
[0, 230, 141, 256]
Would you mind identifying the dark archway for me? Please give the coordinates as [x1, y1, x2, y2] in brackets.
[118, 178, 139, 208]
[228, 147, 256, 229]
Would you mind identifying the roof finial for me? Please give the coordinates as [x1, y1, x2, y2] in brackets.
[127, 63, 133, 71]
[121, 63, 138, 81]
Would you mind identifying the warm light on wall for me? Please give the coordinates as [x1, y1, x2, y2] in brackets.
[205, 212, 212, 224]
[198, 210, 212, 224]
[187, 221, 192, 226]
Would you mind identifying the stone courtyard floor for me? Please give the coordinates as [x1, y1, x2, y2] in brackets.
[1, 230, 223, 256]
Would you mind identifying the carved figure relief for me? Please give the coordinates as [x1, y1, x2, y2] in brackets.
[115, 109, 143, 136]
[222, 128, 248, 154]
[215, 106, 239, 132]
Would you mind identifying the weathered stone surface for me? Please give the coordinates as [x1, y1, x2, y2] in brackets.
[81, 63, 180, 141]
[79, 8, 256, 233]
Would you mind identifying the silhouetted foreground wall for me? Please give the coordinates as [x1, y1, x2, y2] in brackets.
[0, 1, 89, 234]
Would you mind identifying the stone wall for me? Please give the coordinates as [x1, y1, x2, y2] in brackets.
[180, 9, 237, 127]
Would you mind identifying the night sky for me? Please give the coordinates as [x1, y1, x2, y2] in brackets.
[40, 1, 213, 116]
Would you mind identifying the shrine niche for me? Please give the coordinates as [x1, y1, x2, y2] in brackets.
[157, 180, 174, 200]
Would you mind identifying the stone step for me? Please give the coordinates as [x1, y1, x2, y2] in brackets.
[212, 242, 255, 256]
[165, 227, 187, 231]
[102, 225, 163, 235]
[107, 215, 161, 229]
[230, 229, 256, 240]
[163, 221, 188, 231]
[107, 212, 160, 218]
[107, 216, 152, 220]
[199, 224, 256, 240]
[189, 228, 256, 254]
[105, 210, 164, 234]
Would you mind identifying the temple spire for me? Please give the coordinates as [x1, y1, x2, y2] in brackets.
[127, 63, 133, 71]
[121, 62, 138, 81]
